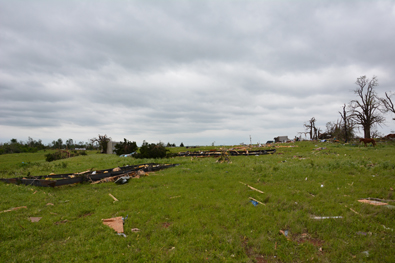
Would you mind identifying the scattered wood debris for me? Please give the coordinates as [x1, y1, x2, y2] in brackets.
[358, 199, 388, 206]
[109, 194, 118, 202]
[102, 217, 124, 233]
[249, 197, 265, 206]
[0, 206, 27, 213]
[240, 182, 264, 193]
[310, 216, 342, 219]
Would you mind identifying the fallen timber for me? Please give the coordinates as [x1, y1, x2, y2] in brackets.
[0, 163, 178, 188]
[177, 149, 276, 157]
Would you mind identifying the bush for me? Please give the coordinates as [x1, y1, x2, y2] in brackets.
[45, 150, 86, 162]
[114, 138, 138, 155]
[134, 142, 168, 159]
[45, 152, 61, 162]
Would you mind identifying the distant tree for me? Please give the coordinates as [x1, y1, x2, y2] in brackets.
[35, 139, 45, 150]
[166, 142, 171, 147]
[57, 138, 63, 149]
[304, 117, 318, 140]
[339, 104, 356, 142]
[325, 119, 356, 141]
[325, 121, 341, 139]
[114, 138, 138, 155]
[180, 142, 184, 147]
[66, 139, 74, 149]
[0, 137, 43, 155]
[51, 138, 63, 149]
[349, 76, 385, 138]
[91, 134, 111, 153]
[85, 142, 95, 150]
[380, 92, 395, 120]
[27, 137, 34, 147]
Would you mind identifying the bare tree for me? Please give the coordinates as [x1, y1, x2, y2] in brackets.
[380, 92, 395, 120]
[91, 134, 111, 153]
[349, 76, 385, 138]
[339, 104, 356, 142]
[304, 117, 318, 140]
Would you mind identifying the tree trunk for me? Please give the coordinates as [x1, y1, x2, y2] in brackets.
[344, 123, 348, 142]
[364, 126, 370, 139]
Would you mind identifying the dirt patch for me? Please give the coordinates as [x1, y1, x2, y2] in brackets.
[83, 213, 93, 217]
[295, 233, 324, 247]
[79, 212, 93, 218]
[54, 220, 68, 225]
[241, 236, 269, 263]
[162, 222, 171, 228]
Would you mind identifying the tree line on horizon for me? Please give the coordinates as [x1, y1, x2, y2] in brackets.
[0, 134, 186, 161]
[0, 137, 99, 155]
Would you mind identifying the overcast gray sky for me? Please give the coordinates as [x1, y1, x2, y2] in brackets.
[1, 0, 394, 146]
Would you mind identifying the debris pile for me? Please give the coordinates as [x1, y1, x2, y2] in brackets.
[0, 163, 178, 188]
[178, 149, 275, 157]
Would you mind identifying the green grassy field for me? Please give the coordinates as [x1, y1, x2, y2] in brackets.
[0, 141, 394, 262]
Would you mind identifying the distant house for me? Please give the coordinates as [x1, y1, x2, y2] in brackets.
[274, 136, 289, 143]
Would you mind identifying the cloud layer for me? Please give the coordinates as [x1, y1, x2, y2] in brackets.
[1, 0, 394, 145]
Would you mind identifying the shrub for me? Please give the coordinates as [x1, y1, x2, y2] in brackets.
[134, 142, 168, 159]
[114, 138, 138, 155]
[45, 150, 86, 162]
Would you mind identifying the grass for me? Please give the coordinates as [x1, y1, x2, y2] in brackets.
[0, 141, 394, 262]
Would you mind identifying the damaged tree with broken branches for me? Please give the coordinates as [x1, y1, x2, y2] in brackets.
[380, 92, 395, 121]
[349, 75, 385, 139]
[339, 104, 356, 142]
[91, 134, 111, 154]
[304, 117, 319, 140]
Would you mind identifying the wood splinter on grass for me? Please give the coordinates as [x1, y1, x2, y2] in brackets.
[249, 197, 265, 206]
[240, 182, 264, 193]
[345, 205, 361, 215]
[109, 193, 119, 202]
[310, 216, 342, 220]
[0, 206, 27, 213]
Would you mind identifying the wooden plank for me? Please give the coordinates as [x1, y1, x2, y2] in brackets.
[249, 197, 266, 206]
[240, 182, 264, 193]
